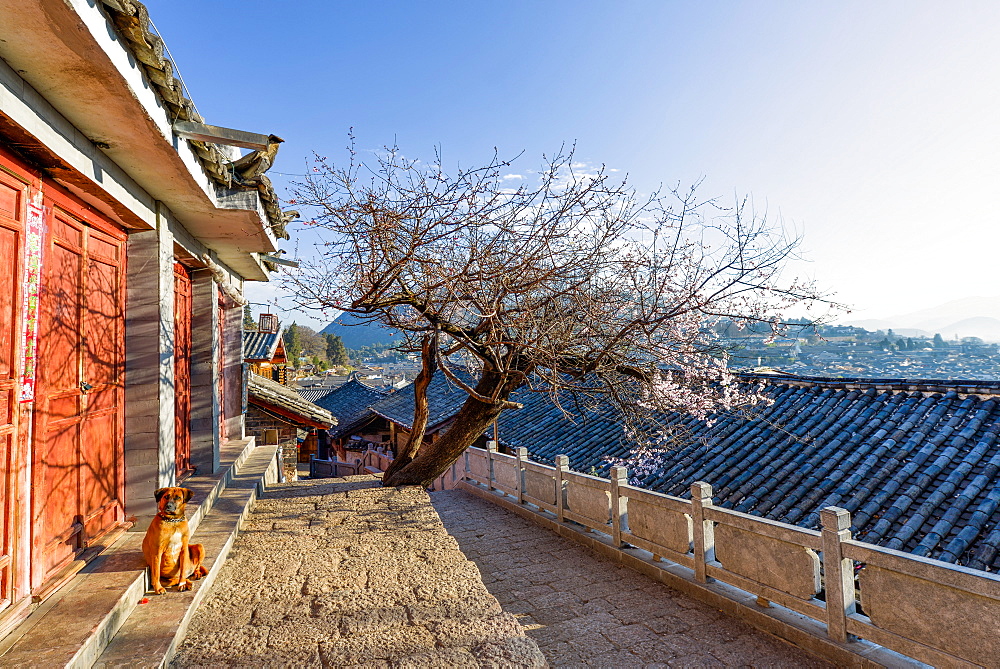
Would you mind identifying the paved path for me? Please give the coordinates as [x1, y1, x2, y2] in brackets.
[173, 477, 544, 667]
[432, 489, 833, 668]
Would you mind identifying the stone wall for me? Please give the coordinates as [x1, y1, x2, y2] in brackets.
[245, 405, 299, 481]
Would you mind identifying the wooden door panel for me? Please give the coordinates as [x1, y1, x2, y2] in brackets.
[40, 240, 82, 396]
[85, 257, 120, 389]
[0, 159, 27, 614]
[174, 263, 192, 476]
[31, 191, 125, 588]
[81, 409, 119, 538]
[217, 301, 226, 443]
[0, 177, 21, 220]
[0, 431, 12, 605]
[35, 420, 79, 579]
[0, 221, 19, 601]
[0, 225, 20, 379]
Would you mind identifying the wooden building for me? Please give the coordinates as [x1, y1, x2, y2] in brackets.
[243, 314, 288, 383]
[0, 0, 289, 634]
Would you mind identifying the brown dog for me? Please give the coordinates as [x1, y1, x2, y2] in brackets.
[142, 487, 207, 594]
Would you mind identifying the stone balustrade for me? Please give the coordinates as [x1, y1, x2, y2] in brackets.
[463, 443, 1000, 668]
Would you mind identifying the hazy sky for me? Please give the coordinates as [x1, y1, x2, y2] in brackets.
[146, 1, 1000, 331]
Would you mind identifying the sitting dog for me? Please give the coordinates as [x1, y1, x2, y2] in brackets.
[142, 487, 207, 594]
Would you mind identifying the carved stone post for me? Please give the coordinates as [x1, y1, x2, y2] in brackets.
[516, 447, 528, 504]
[555, 455, 569, 522]
[610, 466, 627, 548]
[822, 506, 857, 643]
[486, 441, 497, 491]
[691, 481, 715, 583]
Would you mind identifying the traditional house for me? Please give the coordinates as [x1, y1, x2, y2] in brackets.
[246, 373, 336, 481]
[299, 376, 391, 458]
[243, 313, 288, 383]
[0, 0, 290, 636]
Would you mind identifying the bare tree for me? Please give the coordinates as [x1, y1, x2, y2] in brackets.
[288, 143, 833, 487]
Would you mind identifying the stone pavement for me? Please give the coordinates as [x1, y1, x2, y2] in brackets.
[432, 489, 834, 668]
[172, 476, 545, 667]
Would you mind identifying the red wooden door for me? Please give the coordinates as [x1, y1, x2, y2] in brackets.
[174, 263, 192, 477]
[32, 194, 125, 587]
[217, 299, 226, 443]
[0, 164, 28, 612]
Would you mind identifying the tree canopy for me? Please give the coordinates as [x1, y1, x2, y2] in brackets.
[287, 144, 833, 486]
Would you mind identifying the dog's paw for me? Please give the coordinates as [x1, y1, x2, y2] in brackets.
[178, 580, 192, 592]
[154, 586, 166, 595]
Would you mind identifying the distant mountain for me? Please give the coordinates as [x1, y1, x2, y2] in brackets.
[844, 296, 1000, 342]
[936, 317, 1000, 342]
[319, 312, 399, 350]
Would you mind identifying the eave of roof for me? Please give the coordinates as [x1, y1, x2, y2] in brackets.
[248, 373, 336, 429]
[299, 378, 391, 438]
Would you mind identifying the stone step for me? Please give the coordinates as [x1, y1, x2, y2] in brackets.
[93, 444, 278, 668]
[0, 438, 275, 669]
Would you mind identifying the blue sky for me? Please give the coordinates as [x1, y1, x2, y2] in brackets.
[146, 1, 1000, 331]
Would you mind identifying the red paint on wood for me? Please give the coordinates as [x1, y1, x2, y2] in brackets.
[174, 263, 192, 478]
[0, 159, 27, 612]
[31, 187, 125, 589]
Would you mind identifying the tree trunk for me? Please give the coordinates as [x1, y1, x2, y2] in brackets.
[383, 369, 520, 488]
[382, 334, 436, 482]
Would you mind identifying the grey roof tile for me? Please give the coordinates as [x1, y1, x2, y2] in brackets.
[243, 330, 282, 361]
[248, 373, 335, 427]
[301, 379, 390, 438]
[368, 370, 474, 430]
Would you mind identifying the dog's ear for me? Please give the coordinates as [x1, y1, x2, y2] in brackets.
[182, 488, 193, 502]
[154, 488, 168, 502]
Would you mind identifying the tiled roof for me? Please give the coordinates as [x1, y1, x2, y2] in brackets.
[248, 373, 336, 429]
[368, 370, 474, 430]
[500, 373, 1000, 573]
[298, 379, 390, 438]
[243, 330, 282, 361]
[297, 387, 338, 404]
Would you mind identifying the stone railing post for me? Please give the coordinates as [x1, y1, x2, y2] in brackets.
[610, 466, 627, 548]
[515, 447, 528, 504]
[821, 506, 857, 643]
[691, 481, 715, 583]
[555, 455, 569, 522]
[486, 441, 497, 491]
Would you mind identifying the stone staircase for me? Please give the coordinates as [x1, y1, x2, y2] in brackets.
[0, 438, 280, 669]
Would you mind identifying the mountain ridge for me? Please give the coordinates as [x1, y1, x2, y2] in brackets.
[843, 295, 1000, 342]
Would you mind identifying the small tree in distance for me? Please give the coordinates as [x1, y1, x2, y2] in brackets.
[324, 333, 350, 366]
[287, 143, 835, 487]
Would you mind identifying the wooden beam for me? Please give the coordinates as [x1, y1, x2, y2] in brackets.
[172, 121, 271, 150]
[260, 254, 300, 268]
